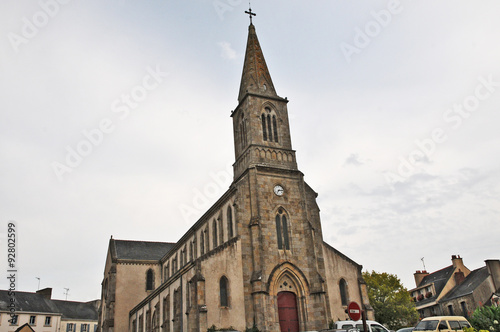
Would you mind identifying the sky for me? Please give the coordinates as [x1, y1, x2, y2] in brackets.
[1, 1, 499, 302]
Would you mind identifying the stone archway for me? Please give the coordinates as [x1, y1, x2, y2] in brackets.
[268, 263, 310, 332]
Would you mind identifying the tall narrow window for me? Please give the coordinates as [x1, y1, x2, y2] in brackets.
[218, 217, 224, 244]
[220, 276, 229, 307]
[213, 219, 218, 248]
[193, 236, 197, 258]
[275, 208, 290, 250]
[272, 115, 278, 142]
[146, 269, 154, 290]
[227, 206, 233, 239]
[461, 301, 468, 318]
[339, 279, 349, 306]
[200, 231, 205, 255]
[205, 228, 209, 253]
[261, 114, 267, 141]
[275, 214, 282, 249]
[189, 242, 193, 262]
[267, 114, 273, 141]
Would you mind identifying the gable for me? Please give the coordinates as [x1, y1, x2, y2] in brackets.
[440, 266, 490, 301]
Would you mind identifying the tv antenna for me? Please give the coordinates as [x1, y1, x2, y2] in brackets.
[64, 288, 70, 300]
[421, 257, 426, 271]
[36, 277, 40, 290]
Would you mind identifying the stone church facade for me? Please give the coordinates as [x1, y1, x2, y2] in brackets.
[98, 22, 373, 332]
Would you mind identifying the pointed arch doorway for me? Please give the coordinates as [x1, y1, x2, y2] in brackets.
[277, 291, 299, 332]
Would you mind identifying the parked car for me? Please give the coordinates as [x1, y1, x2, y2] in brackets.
[396, 327, 414, 332]
[334, 320, 391, 332]
[413, 316, 471, 332]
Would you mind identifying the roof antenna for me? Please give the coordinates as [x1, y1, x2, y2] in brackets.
[421, 257, 426, 271]
[64, 288, 70, 300]
[245, 2, 256, 24]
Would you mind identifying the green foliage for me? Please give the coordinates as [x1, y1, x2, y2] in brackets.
[362, 270, 419, 330]
[469, 305, 500, 331]
[245, 324, 261, 332]
[329, 319, 335, 329]
[464, 327, 492, 332]
[207, 325, 238, 332]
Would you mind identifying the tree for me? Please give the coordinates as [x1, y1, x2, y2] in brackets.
[362, 271, 419, 330]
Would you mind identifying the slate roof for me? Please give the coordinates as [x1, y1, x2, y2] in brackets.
[0, 290, 98, 320]
[440, 266, 490, 301]
[415, 265, 455, 306]
[52, 299, 98, 320]
[112, 239, 175, 261]
[0, 290, 55, 314]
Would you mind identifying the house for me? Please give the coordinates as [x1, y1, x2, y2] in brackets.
[98, 18, 374, 332]
[0, 288, 99, 332]
[409, 255, 500, 318]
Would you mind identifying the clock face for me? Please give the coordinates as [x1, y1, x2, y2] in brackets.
[274, 185, 284, 196]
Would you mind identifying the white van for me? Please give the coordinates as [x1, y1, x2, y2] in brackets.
[334, 320, 391, 332]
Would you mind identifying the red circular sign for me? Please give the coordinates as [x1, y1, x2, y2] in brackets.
[347, 301, 362, 321]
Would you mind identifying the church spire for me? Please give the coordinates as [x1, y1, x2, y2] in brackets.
[238, 19, 278, 103]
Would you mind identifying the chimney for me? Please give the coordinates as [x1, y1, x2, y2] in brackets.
[454, 269, 466, 285]
[485, 259, 500, 292]
[36, 287, 52, 299]
[414, 270, 429, 287]
[452, 255, 464, 268]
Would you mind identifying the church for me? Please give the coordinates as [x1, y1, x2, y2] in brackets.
[98, 14, 374, 332]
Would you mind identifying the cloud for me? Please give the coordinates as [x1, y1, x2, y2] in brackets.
[344, 153, 364, 166]
[217, 41, 237, 60]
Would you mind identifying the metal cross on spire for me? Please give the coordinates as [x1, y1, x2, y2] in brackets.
[245, 3, 256, 24]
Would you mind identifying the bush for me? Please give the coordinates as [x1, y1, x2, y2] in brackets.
[469, 306, 500, 332]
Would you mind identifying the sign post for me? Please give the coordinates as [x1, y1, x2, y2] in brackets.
[347, 301, 367, 332]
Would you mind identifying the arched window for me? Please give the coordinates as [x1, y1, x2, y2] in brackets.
[339, 278, 349, 306]
[205, 228, 209, 253]
[218, 216, 224, 244]
[164, 264, 169, 281]
[261, 107, 279, 143]
[146, 269, 154, 291]
[189, 242, 193, 262]
[275, 208, 290, 250]
[220, 276, 229, 307]
[200, 231, 205, 255]
[272, 115, 278, 142]
[267, 114, 273, 141]
[213, 219, 218, 248]
[261, 114, 267, 141]
[227, 206, 233, 239]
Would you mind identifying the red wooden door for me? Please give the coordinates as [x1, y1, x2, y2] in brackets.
[277, 291, 299, 332]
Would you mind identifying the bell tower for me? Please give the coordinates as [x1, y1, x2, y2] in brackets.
[231, 22, 298, 180]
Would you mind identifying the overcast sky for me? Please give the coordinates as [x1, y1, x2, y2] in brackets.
[1, 1, 499, 302]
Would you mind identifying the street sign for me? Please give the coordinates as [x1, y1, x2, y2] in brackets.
[347, 301, 362, 321]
